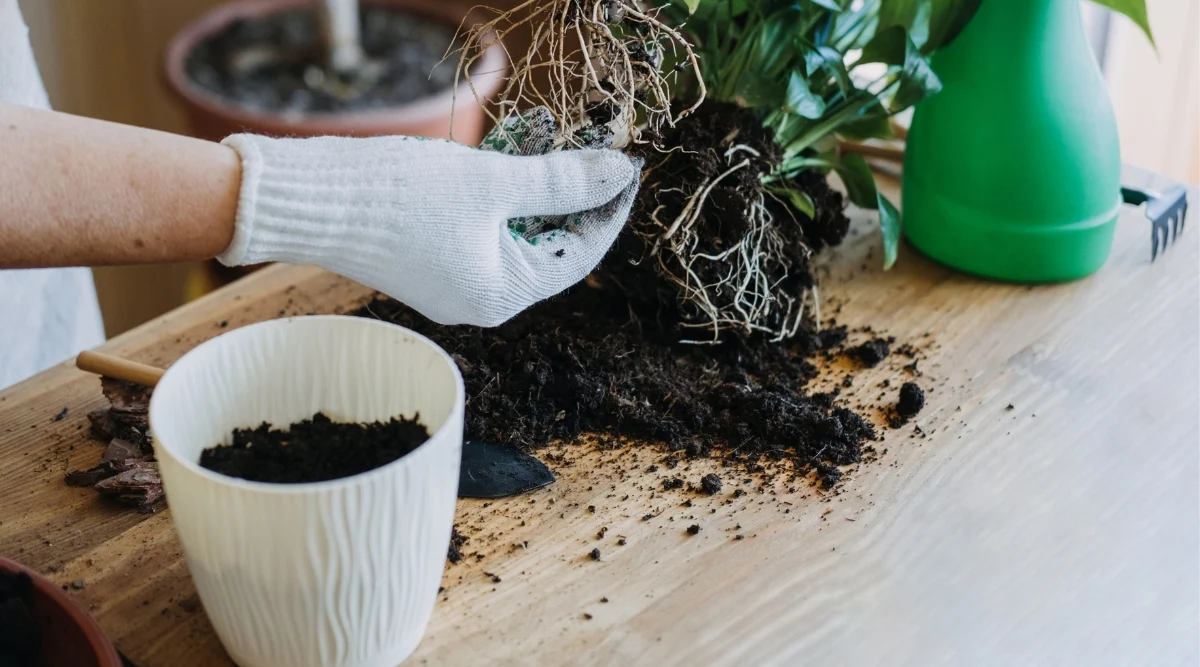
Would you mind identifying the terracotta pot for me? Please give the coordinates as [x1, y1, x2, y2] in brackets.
[0, 557, 122, 667]
[167, 0, 506, 289]
[163, 0, 507, 143]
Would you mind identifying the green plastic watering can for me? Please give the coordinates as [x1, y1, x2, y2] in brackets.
[903, 0, 1140, 282]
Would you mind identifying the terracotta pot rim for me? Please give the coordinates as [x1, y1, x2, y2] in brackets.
[163, 0, 506, 136]
[0, 556, 122, 667]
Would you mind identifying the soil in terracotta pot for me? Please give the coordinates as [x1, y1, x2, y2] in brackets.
[0, 571, 40, 667]
[199, 412, 430, 483]
[185, 5, 460, 115]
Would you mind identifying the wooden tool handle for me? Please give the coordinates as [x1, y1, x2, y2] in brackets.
[76, 350, 165, 388]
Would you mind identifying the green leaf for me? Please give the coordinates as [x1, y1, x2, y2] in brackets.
[808, 0, 842, 11]
[860, 25, 908, 65]
[682, 0, 703, 15]
[804, 48, 829, 76]
[1089, 0, 1155, 47]
[735, 70, 786, 108]
[878, 193, 901, 269]
[781, 89, 880, 157]
[860, 26, 942, 112]
[765, 109, 798, 147]
[836, 101, 894, 140]
[785, 70, 827, 119]
[925, 0, 981, 51]
[831, 154, 901, 268]
[803, 44, 853, 94]
[833, 0, 882, 50]
[877, 0, 982, 53]
[833, 153, 879, 210]
[769, 186, 817, 219]
[879, 0, 931, 48]
[753, 5, 806, 76]
[773, 156, 837, 180]
[890, 41, 942, 111]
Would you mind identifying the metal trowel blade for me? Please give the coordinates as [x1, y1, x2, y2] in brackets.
[458, 440, 555, 499]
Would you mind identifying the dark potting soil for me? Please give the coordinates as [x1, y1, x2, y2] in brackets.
[352, 101, 879, 488]
[185, 6, 458, 115]
[357, 289, 876, 486]
[619, 102, 851, 337]
[199, 412, 429, 484]
[639, 102, 850, 253]
[0, 571, 40, 667]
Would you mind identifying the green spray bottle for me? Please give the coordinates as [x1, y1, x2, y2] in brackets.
[901, 0, 1122, 282]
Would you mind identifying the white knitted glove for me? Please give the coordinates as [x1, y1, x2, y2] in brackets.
[219, 110, 641, 327]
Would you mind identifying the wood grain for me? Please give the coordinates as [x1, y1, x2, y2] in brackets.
[1, 174, 1195, 666]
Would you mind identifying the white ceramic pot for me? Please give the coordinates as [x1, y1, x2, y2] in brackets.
[150, 316, 464, 667]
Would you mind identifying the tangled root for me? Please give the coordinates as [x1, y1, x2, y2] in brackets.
[452, 0, 703, 148]
[641, 146, 812, 343]
[623, 104, 833, 344]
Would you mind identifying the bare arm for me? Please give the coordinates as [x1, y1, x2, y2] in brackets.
[0, 102, 239, 268]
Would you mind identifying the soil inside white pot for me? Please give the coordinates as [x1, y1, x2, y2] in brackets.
[199, 413, 430, 484]
[185, 5, 460, 115]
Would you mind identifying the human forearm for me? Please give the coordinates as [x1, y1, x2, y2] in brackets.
[0, 102, 239, 268]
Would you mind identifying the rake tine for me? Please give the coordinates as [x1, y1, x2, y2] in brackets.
[1124, 184, 1189, 260]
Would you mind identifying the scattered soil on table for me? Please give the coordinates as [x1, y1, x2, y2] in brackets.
[185, 5, 459, 115]
[66, 378, 163, 512]
[0, 571, 40, 667]
[199, 412, 429, 484]
[447, 528, 468, 565]
[358, 284, 875, 487]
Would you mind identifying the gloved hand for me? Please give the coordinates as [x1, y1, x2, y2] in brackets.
[218, 109, 640, 327]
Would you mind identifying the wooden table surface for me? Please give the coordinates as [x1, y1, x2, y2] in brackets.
[1, 173, 1196, 666]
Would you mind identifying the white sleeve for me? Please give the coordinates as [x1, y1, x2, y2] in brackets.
[0, 0, 50, 109]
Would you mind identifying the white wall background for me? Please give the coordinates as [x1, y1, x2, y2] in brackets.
[1094, 0, 1199, 183]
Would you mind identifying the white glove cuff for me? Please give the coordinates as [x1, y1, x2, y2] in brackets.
[217, 133, 346, 268]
